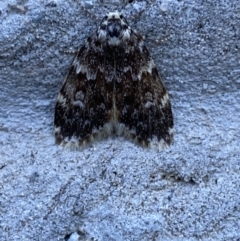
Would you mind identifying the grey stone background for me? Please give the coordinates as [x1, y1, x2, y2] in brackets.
[0, 0, 240, 240]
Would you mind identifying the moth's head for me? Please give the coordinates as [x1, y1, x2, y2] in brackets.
[97, 11, 131, 46]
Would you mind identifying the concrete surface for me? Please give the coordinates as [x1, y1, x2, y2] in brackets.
[0, 0, 239, 240]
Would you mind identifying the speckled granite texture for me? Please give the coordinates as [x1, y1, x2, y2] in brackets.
[0, 0, 239, 240]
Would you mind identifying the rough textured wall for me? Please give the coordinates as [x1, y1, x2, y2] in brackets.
[0, 0, 239, 240]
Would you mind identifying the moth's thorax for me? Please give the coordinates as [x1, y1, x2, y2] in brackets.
[97, 11, 131, 46]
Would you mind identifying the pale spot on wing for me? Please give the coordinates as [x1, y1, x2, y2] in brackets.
[137, 59, 156, 80]
[75, 91, 85, 100]
[73, 59, 88, 75]
[160, 93, 170, 107]
[57, 93, 67, 106]
[54, 126, 61, 134]
[148, 137, 169, 150]
[145, 101, 154, 108]
[73, 100, 85, 108]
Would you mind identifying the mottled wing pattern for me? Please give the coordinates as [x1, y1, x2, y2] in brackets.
[54, 11, 174, 150]
[114, 32, 173, 149]
[54, 37, 114, 148]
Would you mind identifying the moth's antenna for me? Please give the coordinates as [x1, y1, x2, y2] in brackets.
[76, 0, 156, 21]
[77, 0, 101, 21]
[126, 0, 156, 21]
[146, 34, 172, 45]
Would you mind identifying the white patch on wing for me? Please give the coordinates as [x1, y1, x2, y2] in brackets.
[57, 93, 67, 106]
[138, 59, 156, 80]
[160, 93, 170, 107]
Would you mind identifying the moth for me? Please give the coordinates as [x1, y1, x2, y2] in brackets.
[54, 11, 174, 150]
